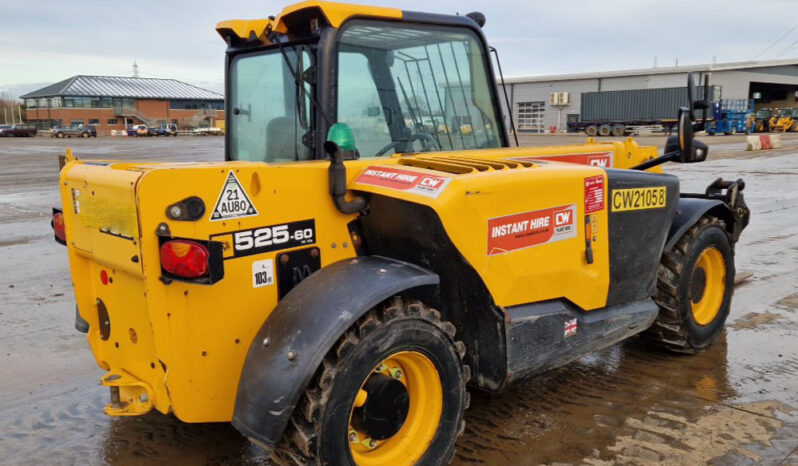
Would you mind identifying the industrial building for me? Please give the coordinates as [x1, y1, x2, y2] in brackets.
[499, 58, 798, 133]
[21, 76, 224, 136]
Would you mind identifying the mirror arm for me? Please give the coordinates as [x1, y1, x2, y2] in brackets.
[631, 151, 681, 171]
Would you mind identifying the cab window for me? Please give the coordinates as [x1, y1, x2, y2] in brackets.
[336, 20, 502, 157]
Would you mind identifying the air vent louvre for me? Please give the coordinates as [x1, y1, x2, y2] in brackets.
[398, 155, 534, 174]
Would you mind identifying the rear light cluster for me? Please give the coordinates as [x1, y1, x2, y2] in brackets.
[160, 240, 209, 278]
[52, 209, 66, 244]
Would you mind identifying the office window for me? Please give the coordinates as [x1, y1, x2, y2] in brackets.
[107, 118, 118, 125]
[88, 119, 100, 125]
[70, 119, 84, 126]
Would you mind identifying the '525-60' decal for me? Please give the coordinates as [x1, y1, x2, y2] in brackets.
[212, 219, 316, 258]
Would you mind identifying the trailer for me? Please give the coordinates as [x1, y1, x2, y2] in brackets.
[706, 99, 753, 135]
[568, 85, 716, 136]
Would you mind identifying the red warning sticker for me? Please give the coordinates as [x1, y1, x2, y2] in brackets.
[354, 166, 451, 199]
[584, 175, 605, 214]
[487, 204, 577, 255]
[513, 151, 613, 168]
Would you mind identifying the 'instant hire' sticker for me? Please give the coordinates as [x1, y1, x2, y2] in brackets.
[487, 204, 577, 255]
[513, 152, 613, 168]
[354, 166, 451, 199]
[211, 171, 258, 221]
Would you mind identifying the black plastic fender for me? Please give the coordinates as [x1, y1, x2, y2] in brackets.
[664, 198, 727, 251]
[232, 255, 439, 451]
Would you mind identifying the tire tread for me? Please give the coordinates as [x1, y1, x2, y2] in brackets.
[642, 216, 728, 354]
[271, 296, 469, 465]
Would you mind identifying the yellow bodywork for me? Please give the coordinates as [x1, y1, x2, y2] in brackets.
[61, 138, 659, 422]
[770, 112, 796, 132]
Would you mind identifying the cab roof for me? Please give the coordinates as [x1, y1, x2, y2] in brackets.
[216, 1, 402, 45]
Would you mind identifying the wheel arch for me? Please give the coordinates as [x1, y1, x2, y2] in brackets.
[664, 198, 735, 251]
[232, 255, 438, 452]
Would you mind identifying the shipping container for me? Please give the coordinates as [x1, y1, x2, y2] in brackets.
[580, 86, 717, 121]
[568, 86, 717, 136]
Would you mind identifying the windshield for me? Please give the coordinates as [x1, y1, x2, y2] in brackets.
[336, 20, 502, 157]
[778, 108, 792, 117]
[230, 46, 313, 162]
[755, 110, 771, 118]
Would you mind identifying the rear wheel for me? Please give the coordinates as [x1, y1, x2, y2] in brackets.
[585, 125, 598, 137]
[81, 132, 90, 138]
[56, 132, 64, 138]
[643, 216, 734, 353]
[274, 297, 469, 465]
[611, 125, 624, 137]
[598, 124, 611, 137]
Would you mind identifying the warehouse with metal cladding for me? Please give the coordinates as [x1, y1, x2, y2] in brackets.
[498, 58, 798, 133]
[21, 75, 224, 136]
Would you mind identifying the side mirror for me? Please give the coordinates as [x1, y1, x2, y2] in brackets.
[666, 107, 708, 163]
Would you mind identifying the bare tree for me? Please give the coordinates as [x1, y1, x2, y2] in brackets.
[0, 92, 26, 124]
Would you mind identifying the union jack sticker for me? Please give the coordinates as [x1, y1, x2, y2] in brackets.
[564, 318, 578, 338]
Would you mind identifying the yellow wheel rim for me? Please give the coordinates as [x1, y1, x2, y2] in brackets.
[690, 247, 726, 326]
[348, 351, 443, 466]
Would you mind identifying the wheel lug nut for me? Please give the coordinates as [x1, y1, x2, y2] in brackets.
[368, 439, 377, 448]
[393, 370, 402, 379]
[349, 432, 358, 442]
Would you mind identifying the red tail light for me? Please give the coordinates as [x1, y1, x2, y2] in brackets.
[53, 211, 67, 243]
[160, 240, 209, 278]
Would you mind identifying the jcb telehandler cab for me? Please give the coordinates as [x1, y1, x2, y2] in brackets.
[55, 2, 749, 464]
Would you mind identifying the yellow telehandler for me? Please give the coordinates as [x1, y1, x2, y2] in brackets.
[53, 2, 750, 464]
[769, 108, 797, 132]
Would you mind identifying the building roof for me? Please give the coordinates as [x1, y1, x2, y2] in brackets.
[20, 75, 223, 100]
[503, 58, 798, 84]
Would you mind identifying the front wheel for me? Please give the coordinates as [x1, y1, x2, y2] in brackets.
[274, 297, 469, 465]
[643, 216, 734, 353]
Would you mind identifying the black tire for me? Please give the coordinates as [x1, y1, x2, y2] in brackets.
[56, 132, 64, 138]
[81, 132, 89, 138]
[643, 216, 734, 353]
[611, 125, 624, 137]
[598, 124, 611, 137]
[273, 297, 469, 465]
[585, 125, 598, 137]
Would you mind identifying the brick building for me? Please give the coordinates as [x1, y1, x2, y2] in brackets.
[22, 75, 224, 136]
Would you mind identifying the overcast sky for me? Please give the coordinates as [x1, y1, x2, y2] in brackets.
[1, 0, 797, 98]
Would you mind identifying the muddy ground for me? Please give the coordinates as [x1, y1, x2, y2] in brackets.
[0, 134, 796, 465]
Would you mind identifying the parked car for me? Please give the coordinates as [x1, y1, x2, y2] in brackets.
[126, 124, 150, 137]
[50, 126, 96, 138]
[150, 126, 177, 137]
[0, 124, 37, 137]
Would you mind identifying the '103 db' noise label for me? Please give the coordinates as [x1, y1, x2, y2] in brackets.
[220, 219, 316, 258]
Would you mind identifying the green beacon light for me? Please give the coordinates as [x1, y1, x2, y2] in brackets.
[326, 123, 358, 158]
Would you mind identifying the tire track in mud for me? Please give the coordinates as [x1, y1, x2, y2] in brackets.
[453, 337, 796, 465]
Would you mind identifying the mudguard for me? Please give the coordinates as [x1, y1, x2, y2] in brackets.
[664, 197, 727, 251]
[232, 255, 439, 451]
